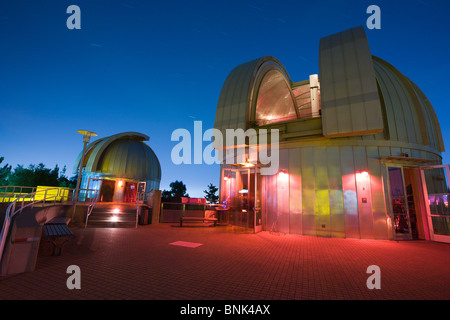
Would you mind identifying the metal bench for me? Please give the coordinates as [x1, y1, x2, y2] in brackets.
[42, 217, 74, 256]
[180, 217, 218, 227]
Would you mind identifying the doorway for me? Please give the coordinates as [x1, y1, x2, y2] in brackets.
[387, 166, 413, 240]
[220, 165, 262, 233]
[124, 182, 138, 203]
[420, 165, 450, 243]
[386, 164, 450, 243]
[99, 180, 115, 202]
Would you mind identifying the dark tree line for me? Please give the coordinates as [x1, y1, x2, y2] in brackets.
[0, 156, 77, 188]
[161, 180, 219, 204]
[1, 156, 219, 202]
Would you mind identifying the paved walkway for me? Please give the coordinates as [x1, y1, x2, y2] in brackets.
[0, 223, 449, 300]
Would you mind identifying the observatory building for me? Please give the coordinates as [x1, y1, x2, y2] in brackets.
[73, 132, 161, 203]
[214, 26, 449, 242]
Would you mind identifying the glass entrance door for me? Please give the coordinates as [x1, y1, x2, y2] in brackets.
[220, 165, 261, 233]
[387, 166, 412, 240]
[420, 165, 450, 243]
[254, 166, 262, 233]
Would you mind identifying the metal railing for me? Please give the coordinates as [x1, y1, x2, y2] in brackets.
[0, 187, 71, 264]
[0, 186, 103, 261]
[84, 189, 100, 228]
[0, 186, 37, 203]
[160, 202, 217, 223]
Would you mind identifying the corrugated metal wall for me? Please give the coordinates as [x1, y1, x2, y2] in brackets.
[261, 144, 441, 239]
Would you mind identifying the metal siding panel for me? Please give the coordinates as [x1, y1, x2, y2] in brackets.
[118, 141, 129, 178]
[340, 146, 360, 238]
[410, 80, 444, 151]
[331, 34, 352, 135]
[354, 146, 374, 239]
[327, 146, 345, 238]
[379, 146, 391, 158]
[319, 26, 383, 137]
[126, 141, 137, 178]
[392, 73, 418, 144]
[411, 148, 420, 159]
[288, 148, 302, 234]
[342, 29, 366, 134]
[261, 175, 266, 229]
[373, 62, 398, 141]
[228, 63, 252, 130]
[137, 142, 145, 179]
[214, 58, 259, 137]
[377, 62, 408, 142]
[314, 147, 330, 237]
[367, 147, 389, 239]
[420, 98, 437, 148]
[301, 147, 316, 236]
[102, 143, 114, 174]
[220, 63, 246, 131]
[267, 174, 278, 231]
[277, 149, 290, 233]
[391, 147, 401, 157]
[216, 70, 238, 132]
[319, 36, 338, 135]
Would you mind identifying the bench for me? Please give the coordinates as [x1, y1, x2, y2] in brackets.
[180, 217, 218, 227]
[42, 217, 74, 256]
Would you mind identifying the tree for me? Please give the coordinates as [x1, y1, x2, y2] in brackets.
[203, 183, 219, 204]
[8, 163, 60, 187]
[0, 157, 11, 186]
[57, 166, 77, 188]
[161, 180, 189, 202]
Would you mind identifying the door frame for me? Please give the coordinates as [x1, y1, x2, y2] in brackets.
[220, 164, 262, 233]
[385, 164, 413, 240]
[419, 164, 450, 243]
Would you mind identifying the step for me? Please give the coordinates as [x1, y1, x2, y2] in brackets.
[86, 210, 137, 228]
[91, 209, 136, 214]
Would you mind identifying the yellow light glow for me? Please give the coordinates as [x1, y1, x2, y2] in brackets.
[118, 180, 123, 187]
[110, 216, 119, 222]
[112, 208, 120, 214]
[240, 161, 254, 167]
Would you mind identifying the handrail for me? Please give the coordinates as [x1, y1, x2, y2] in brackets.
[0, 187, 71, 263]
[84, 189, 100, 228]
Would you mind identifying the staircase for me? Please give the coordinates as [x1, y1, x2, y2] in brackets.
[85, 204, 137, 228]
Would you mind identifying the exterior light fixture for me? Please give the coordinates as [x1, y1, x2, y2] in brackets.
[75, 130, 98, 202]
[278, 169, 288, 177]
[240, 158, 254, 167]
[110, 215, 119, 222]
[356, 170, 369, 180]
[118, 180, 123, 187]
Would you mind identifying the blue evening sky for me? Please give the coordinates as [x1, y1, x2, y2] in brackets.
[0, 0, 449, 197]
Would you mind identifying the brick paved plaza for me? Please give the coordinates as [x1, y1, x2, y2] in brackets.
[0, 223, 449, 301]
